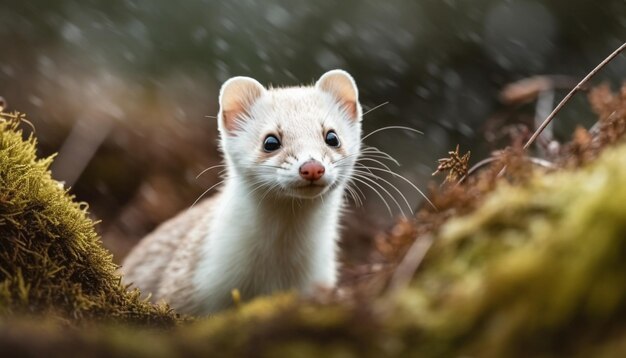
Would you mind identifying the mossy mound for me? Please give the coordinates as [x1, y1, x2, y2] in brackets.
[392, 142, 626, 356]
[0, 115, 177, 325]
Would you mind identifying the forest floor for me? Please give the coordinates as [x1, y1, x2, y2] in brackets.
[1, 83, 626, 357]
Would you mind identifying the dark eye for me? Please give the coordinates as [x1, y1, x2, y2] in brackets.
[325, 130, 340, 147]
[263, 135, 281, 152]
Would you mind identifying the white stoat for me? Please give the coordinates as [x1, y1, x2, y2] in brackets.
[122, 70, 363, 315]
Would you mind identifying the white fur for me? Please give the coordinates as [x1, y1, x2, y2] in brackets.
[193, 177, 345, 313]
[193, 71, 362, 313]
[123, 70, 363, 315]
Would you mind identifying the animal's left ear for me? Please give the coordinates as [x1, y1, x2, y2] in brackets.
[316, 70, 361, 121]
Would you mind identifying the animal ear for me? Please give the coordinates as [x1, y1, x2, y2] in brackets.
[316, 70, 361, 121]
[218, 76, 266, 134]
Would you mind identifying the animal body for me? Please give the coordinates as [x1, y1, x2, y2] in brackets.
[122, 70, 363, 315]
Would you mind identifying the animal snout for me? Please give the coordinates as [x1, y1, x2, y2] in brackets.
[299, 160, 325, 181]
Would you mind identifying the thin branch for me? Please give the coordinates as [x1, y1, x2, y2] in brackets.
[487, 42, 626, 180]
[528, 157, 555, 169]
[457, 155, 554, 184]
[388, 234, 434, 292]
[524, 42, 626, 150]
[461, 156, 501, 181]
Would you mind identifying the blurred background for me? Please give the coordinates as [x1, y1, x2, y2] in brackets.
[0, 0, 624, 266]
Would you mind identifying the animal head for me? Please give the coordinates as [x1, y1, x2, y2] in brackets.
[217, 70, 362, 199]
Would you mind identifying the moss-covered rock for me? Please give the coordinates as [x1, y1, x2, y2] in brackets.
[0, 114, 177, 325]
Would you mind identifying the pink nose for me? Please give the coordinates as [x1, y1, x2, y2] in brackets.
[299, 160, 325, 181]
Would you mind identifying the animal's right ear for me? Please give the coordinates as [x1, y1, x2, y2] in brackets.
[218, 77, 266, 135]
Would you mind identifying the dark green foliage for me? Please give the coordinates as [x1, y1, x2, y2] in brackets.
[0, 114, 177, 325]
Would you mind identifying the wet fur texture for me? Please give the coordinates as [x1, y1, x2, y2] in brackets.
[122, 70, 362, 315]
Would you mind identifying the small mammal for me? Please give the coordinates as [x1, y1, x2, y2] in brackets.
[122, 70, 363, 315]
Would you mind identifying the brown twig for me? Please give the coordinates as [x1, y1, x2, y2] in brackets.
[465, 156, 500, 178]
[524, 42, 626, 150]
[0, 110, 36, 133]
[457, 155, 554, 184]
[465, 42, 626, 181]
[499, 75, 578, 105]
[388, 234, 434, 292]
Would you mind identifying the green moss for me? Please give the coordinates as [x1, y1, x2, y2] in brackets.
[0, 115, 177, 325]
[391, 142, 626, 356]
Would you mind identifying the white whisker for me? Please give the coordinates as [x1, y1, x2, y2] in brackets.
[362, 126, 423, 141]
[353, 167, 413, 214]
[348, 176, 393, 217]
[362, 101, 389, 116]
[356, 157, 394, 172]
[351, 172, 406, 217]
[190, 179, 225, 208]
[196, 164, 228, 179]
[364, 167, 436, 210]
[360, 146, 401, 166]
[258, 183, 282, 209]
[344, 181, 364, 207]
